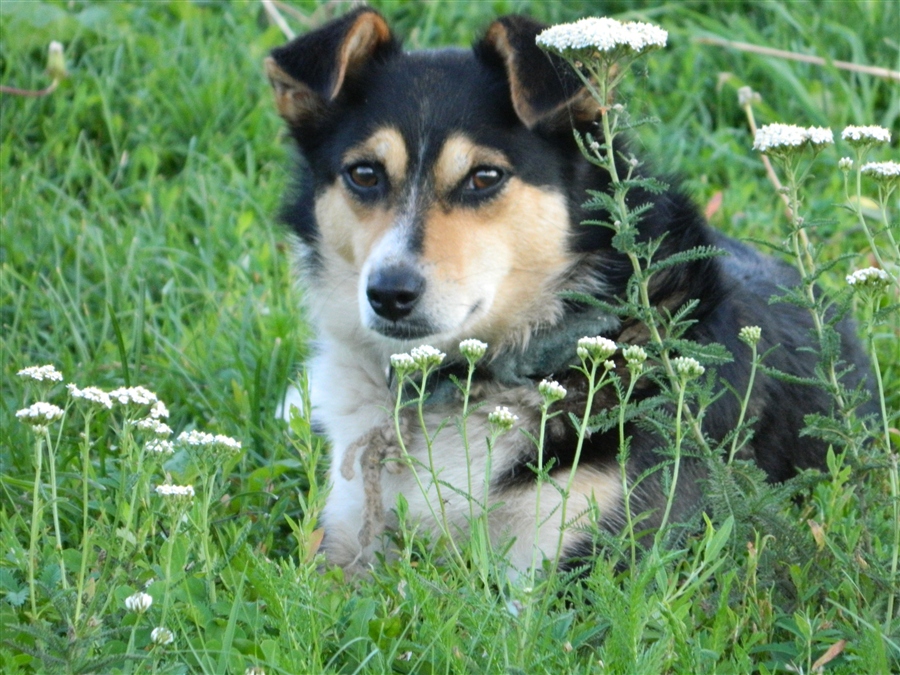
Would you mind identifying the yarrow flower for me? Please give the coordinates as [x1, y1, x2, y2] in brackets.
[536, 17, 667, 58]
[125, 591, 153, 613]
[16, 402, 65, 429]
[149, 400, 169, 420]
[155, 484, 195, 501]
[145, 438, 175, 455]
[390, 352, 416, 376]
[150, 626, 174, 646]
[177, 430, 242, 454]
[672, 356, 705, 381]
[109, 386, 158, 407]
[459, 338, 488, 364]
[838, 157, 853, 171]
[410, 345, 445, 370]
[17, 365, 63, 382]
[538, 379, 567, 405]
[846, 267, 891, 292]
[861, 161, 900, 188]
[753, 123, 832, 156]
[245, 667, 266, 675]
[622, 345, 648, 366]
[576, 336, 617, 362]
[488, 406, 518, 433]
[738, 326, 762, 347]
[67, 383, 113, 409]
[841, 125, 891, 147]
[135, 417, 172, 437]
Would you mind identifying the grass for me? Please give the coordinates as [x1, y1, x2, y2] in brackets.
[1, 1, 898, 673]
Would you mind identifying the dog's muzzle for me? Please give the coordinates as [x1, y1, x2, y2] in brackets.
[366, 263, 425, 322]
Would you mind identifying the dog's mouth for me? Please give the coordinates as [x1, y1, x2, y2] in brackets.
[369, 317, 436, 340]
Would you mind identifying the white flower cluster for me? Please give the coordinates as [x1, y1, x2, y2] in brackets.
[488, 406, 519, 432]
[135, 417, 172, 437]
[155, 484, 195, 503]
[410, 345, 446, 369]
[17, 365, 63, 382]
[838, 157, 854, 171]
[390, 352, 416, 373]
[841, 125, 891, 146]
[149, 400, 169, 419]
[537, 17, 667, 57]
[861, 161, 900, 181]
[752, 123, 833, 154]
[151, 626, 174, 646]
[125, 591, 153, 613]
[145, 438, 175, 455]
[16, 401, 65, 429]
[459, 338, 488, 363]
[576, 336, 617, 362]
[109, 386, 158, 407]
[67, 383, 113, 409]
[177, 430, 242, 453]
[622, 345, 647, 366]
[538, 379, 567, 405]
[672, 356, 705, 380]
[846, 267, 891, 291]
[738, 326, 762, 347]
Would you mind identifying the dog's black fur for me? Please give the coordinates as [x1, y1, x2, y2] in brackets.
[267, 9, 873, 573]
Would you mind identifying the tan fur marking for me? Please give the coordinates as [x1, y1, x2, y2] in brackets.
[421, 177, 572, 343]
[432, 135, 509, 193]
[264, 57, 325, 125]
[343, 127, 408, 188]
[314, 185, 394, 267]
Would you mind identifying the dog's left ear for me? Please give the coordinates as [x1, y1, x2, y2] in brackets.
[264, 8, 396, 129]
[478, 15, 600, 130]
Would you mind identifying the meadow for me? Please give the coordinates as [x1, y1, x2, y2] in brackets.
[1, 1, 898, 673]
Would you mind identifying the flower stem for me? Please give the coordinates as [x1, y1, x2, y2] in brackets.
[28, 433, 44, 618]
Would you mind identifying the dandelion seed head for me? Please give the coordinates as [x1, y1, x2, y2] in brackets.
[18, 365, 63, 382]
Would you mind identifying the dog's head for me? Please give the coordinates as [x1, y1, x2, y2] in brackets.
[266, 9, 603, 349]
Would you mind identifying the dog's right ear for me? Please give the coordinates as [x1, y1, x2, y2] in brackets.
[265, 8, 396, 128]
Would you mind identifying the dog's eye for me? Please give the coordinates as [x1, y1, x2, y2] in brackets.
[345, 163, 380, 190]
[465, 167, 504, 192]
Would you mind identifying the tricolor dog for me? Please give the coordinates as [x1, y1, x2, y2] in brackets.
[265, 9, 871, 575]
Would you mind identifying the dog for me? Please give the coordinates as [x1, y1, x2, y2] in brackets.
[265, 8, 872, 575]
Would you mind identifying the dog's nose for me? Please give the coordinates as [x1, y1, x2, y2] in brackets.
[366, 265, 425, 321]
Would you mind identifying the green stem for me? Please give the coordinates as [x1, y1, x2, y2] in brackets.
[728, 344, 760, 463]
[44, 427, 68, 590]
[618, 373, 640, 567]
[202, 471, 217, 604]
[28, 433, 44, 618]
[657, 378, 687, 539]
[74, 413, 93, 626]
